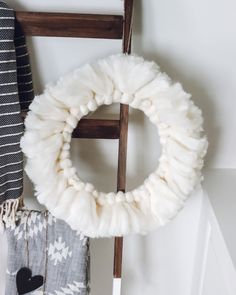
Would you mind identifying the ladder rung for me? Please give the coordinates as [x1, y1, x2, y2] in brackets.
[15, 11, 124, 39]
[73, 119, 120, 139]
[21, 112, 120, 139]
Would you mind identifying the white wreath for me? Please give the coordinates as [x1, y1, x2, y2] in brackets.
[21, 54, 208, 237]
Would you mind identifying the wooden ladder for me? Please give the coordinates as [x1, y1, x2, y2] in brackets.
[16, 1, 134, 294]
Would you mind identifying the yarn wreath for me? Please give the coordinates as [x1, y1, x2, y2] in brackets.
[21, 54, 208, 238]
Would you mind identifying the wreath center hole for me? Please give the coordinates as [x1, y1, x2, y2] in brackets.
[70, 104, 161, 193]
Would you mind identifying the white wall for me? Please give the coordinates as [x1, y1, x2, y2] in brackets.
[1, 1, 235, 294]
[132, 0, 236, 169]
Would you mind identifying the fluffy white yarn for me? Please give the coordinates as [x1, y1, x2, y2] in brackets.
[21, 54, 208, 237]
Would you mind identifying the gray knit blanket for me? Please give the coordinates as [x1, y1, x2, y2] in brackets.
[0, 1, 34, 224]
[5, 210, 90, 295]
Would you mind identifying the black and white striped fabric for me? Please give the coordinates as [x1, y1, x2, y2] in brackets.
[0, 1, 34, 221]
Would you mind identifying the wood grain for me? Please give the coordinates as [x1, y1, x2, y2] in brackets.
[15, 11, 123, 39]
[116, 104, 129, 192]
[122, 0, 133, 54]
[113, 236, 124, 279]
[113, 0, 134, 280]
[72, 119, 120, 139]
[21, 113, 120, 139]
[113, 104, 129, 278]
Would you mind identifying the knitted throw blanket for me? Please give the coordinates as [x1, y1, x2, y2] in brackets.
[5, 210, 90, 295]
[0, 1, 34, 224]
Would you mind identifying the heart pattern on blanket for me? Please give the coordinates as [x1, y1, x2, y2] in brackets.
[16, 267, 43, 294]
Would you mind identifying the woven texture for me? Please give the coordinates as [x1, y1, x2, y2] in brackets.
[21, 54, 208, 237]
[0, 1, 34, 207]
[5, 210, 90, 295]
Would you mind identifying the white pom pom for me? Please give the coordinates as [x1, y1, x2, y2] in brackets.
[62, 143, 70, 150]
[116, 191, 125, 203]
[60, 150, 70, 160]
[74, 182, 85, 191]
[130, 97, 141, 108]
[66, 115, 78, 129]
[125, 192, 134, 203]
[133, 189, 143, 202]
[62, 132, 71, 143]
[104, 96, 113, 105]
[85, 183, 94, 192]
[113, 90, 122, 101]
[121, 93, 133, 104]
[98, 193, 106, 205]
[87, 100, 97, 111]
[80, 105, 89, 115]
[93, 190, 99, 199]
[64, 167, 76, 178]
[68, 177, 77, 186]
[60, 159, 72, 169]
[107, 192, 116, 205]
[64, 124, 74, 133]
[95, 94, 104, 105]
[70, 107, 80, 118]
[141, 100, 151, 110]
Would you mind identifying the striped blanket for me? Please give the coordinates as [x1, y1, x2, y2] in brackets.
[0, 1, 34, 225]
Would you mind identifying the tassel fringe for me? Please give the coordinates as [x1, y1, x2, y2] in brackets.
[0, 197, 23, 232]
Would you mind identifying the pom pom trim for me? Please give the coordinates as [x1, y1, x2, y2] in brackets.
[21, 54, 208, 237]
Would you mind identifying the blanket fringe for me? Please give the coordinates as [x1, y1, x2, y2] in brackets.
[0, 197, 23, 232]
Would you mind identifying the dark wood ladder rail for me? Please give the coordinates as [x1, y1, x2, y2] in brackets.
[16, 11, 123, 39]
[17, 0, 133, 292]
